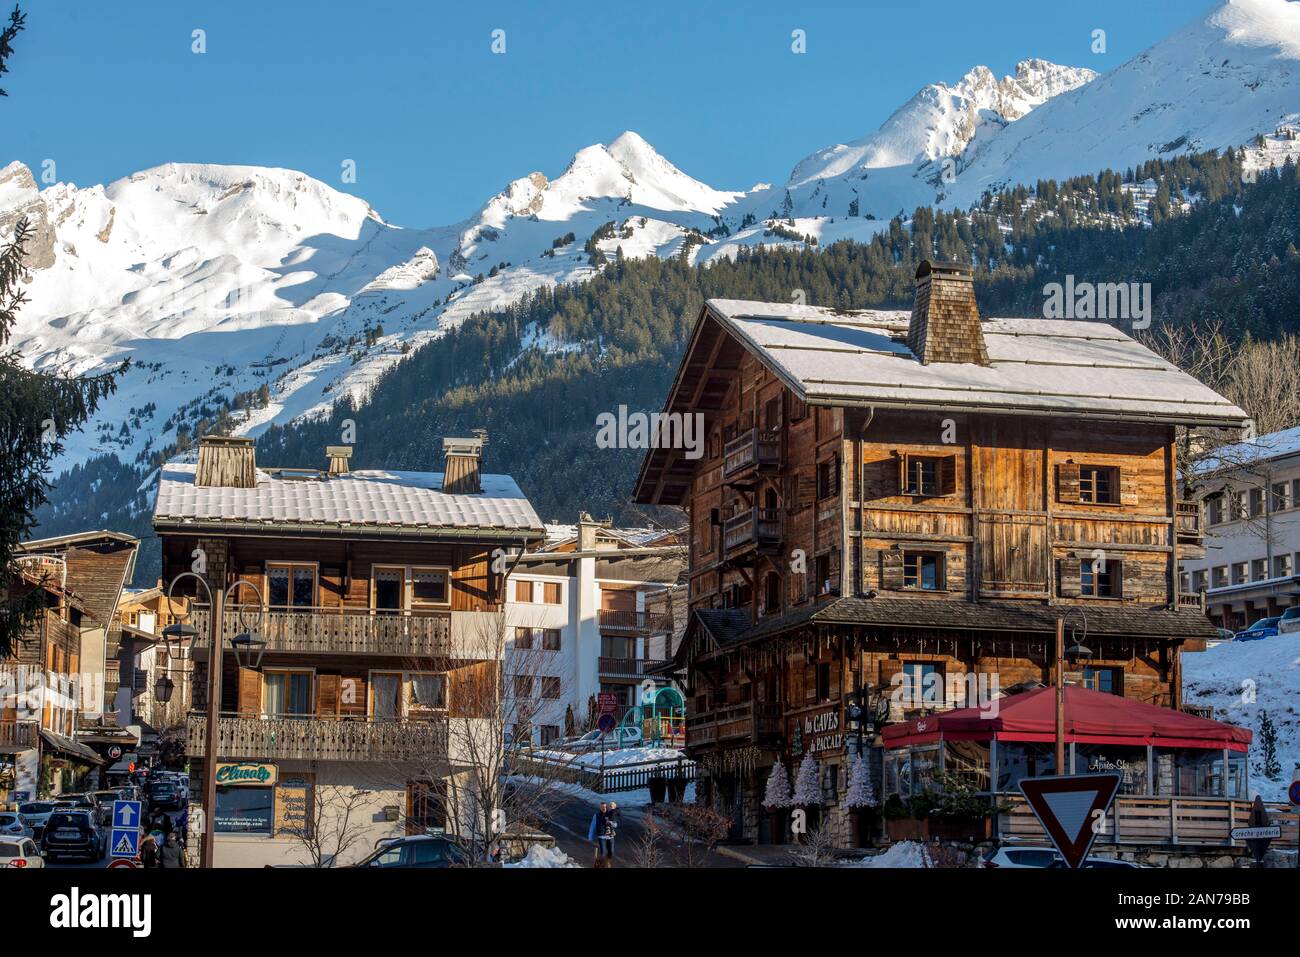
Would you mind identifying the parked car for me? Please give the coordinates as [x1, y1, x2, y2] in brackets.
[982, 845, 1141, 868]
[89, 790, 124, 827]
[565, 726, 644, 752]
[0, 811, 33, 839]
[1277, 605, 1300, 636]
[16, 801, 56, 840]
[353, 835, 471, 868]
[0, 836, 45, 868]
[1211, 627, 1236, 646]
[147, 780, 183, 811]
[41, 810, 104, 863]
[1235, 617, 1280, 641]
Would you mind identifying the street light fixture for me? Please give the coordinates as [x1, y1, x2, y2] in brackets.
[153, 674, 175, 704]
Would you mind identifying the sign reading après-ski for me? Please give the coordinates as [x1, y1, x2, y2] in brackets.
[215, 762, 277, 787]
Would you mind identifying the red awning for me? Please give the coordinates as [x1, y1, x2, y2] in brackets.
[881, 686, 1251, 752]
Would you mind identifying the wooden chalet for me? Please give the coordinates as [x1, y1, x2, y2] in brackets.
[634, 261, 1250, 845]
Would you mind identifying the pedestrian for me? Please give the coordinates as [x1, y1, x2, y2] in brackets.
[158, 830, 186, 868]
[587, 802, 612, 864]
[139, 831, 159, 868]
[605, 802, 620, 859]
[175, 807, 188, 848]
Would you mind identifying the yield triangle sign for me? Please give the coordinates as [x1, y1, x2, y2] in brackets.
[1017, 773, 1121, 869]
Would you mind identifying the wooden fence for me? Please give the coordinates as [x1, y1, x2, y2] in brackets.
[513, 751, 696, 795]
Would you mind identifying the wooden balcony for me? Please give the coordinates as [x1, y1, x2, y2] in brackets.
[722, 507, 783, 557]
[597, 609, 670, 633]
[1175, 500, 1205, 559]
[186, 712, 448, 762]
[723, 428, 781, 477]
[1001, 795, 1298, 848]
[1176, 591, 1206, 610]
[686, 701, 782, 748]
[0, 719, 37, 749]
[191, 606, 451, 657]
[598, 656, 672, 678]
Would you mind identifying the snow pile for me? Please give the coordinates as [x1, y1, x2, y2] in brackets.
[528, 746, 685, 770]
[1182, 632, 1300, 802]
[846, 842, 932, 868]
[504, 844, 578, 869]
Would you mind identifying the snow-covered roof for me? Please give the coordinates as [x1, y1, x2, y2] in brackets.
[153, 462, 544, 538]
[705, 299, 1248, 426]
[1193, 424, 1300, 475]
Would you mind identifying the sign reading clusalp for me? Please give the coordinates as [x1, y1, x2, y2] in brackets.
[49, 888, 152, 938]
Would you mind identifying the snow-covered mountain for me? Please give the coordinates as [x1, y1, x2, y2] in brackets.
[4, 0, 1299, 479]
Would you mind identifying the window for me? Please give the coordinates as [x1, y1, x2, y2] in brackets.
[1231, 562, 1248, 586]
[1252, 558, 1268, 582]
[542, 629, 561, 651]
[1082, 666, 1122, 695]
[1193, 570, 1208, 591]
[540, 676, 561, 699]
[815, 553, 832, 595]
[406, 781, 446, 834]
[268, 563, 316, 609]
[1212, 565, 1228, 589]
[513, 675, 534, 699]
[263, 670, 312, 717]
[816, 458, 839, 499]
[601, 634, 634, 658]
[763, 572, 781, 614]
[411, 568, 449, 607]
[371, 673, 401, 719]
[373, 567, 405, 611]
[1078, 466, 1119, 504]
[1248, 487, 1265, 518]
[214, 785, 274, 834]
[1207, 495, 1224, 525]
[816, 663, 831, 701]
[538, 725, 560, 746]
[541, 582, 562, 604]
[514, 627, 534, 650]
[1275, 555, 1293, 578]
[1081, 558, 1121, 598]
[1272, 482, 1292, 512]
[900, 663, 944, 710]
[902, 552, 943, 591]
[514, 579, 534, 603]
[904, 456, 939, 496]
[409, 674, 445, 711]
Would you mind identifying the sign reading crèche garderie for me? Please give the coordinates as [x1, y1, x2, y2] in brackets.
[790, 706, 843, 756]
[215, 762, 277, 787]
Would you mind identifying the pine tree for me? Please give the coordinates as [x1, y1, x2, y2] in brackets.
[762, 759, 792, 809]
[1, 5, 123, 657]
[843, 754, 877, 809]
[792, 752, 822, 807]
[1259, 711, 1281, 780]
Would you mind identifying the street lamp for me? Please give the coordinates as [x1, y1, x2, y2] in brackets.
[153, 674, 175, 704]
[1055, 609, 1089, 776]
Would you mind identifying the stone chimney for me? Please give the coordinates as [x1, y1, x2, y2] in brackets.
[195, 435, 257, 488]
[906, 260, 989, 366]
[442, 431, 486, 494]
[326, 445, 352, 475]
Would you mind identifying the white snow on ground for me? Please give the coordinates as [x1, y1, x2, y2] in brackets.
[1182, 633, 1300, 802]
[844, 841, 932, 868]
[504, 844, 579, 869]
[509, 775, 695, 809]
[529, 745, 686, 770]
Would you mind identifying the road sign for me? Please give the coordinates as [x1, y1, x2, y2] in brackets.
[1230, 825, 1281, 840]
[110, 828, 140, 859]
[1017, 773, 1121, 869]
[597, 713, 617, 733]
[598, 693, 618, 715]
[107, 858, 138, 869]
[108, 745, 122, 760]
[1289, 778, 1300, 806]
[112, 799, 142, 830]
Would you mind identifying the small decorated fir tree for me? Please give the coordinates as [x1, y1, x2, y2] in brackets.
[792, 752, 822, 807]
[843, 754, 877, 809]
[762, 759, 793, 809]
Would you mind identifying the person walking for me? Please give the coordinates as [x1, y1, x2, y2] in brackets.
[138, 831, 159, 868]
[605, 802, 620, 860]
[587, 802, 612, 866]
[158, 830, 186, 868]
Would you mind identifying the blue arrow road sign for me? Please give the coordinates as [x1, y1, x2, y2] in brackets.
[113, 799, 142, 829]
[110, 827, 140, 859]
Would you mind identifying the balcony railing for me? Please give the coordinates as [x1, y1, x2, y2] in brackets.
[0, 720, 36, 749]
[1176, 591, 1206, 610]
[723, 428, 781, 476]
[598, 656, 672, 678]
[686, 701, 782, 747]
[191, 606, 451, 657]
[1175, 500, 1203, 542]
[722, 507, 783, 555]
[597, 609, 671, 633]
[186, 712, 448, 762]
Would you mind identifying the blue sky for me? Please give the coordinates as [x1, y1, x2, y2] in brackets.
[5, 0, 1207, 226]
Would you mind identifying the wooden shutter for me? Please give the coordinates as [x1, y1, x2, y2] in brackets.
[945, 553, 964, 594]
[1058, 556, 1082, 597]
[881, 548, 905, 591]
[448, 660, 498, 719]
[939, 456, 957, 496]
[1114, 559, 1128, 599]
[879, 659, 902, 688]
[897, 453, 909, 495]
[238, 667, 262, 716]
[1057, 463, 1081, 503]
[316, 674, 341, 717]
[340, 673, 367, 715]
[319, 568, 342, 608]
[1118, 468, 1138, 506]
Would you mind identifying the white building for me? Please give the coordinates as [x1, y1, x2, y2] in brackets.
[1181, 425, 1300, 630]
[503, 515, 686, 746]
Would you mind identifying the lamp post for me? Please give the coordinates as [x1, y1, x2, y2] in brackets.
[1054, 610, 1092, 776]
[161, 574, 266, 868]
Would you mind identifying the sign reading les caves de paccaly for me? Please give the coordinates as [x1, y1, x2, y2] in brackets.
[790, 706, 843, 756]
[215, 762, 277, 787]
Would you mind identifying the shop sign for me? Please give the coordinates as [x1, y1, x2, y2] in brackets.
[215, 762, 277, 787]
[789, 706, 843, 757]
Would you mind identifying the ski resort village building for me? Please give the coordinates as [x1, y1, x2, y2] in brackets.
[502, 515, 685, 747]
[152, 433, 544, 866]
[1179, 424, 1300, 632]
[634, 260, 1254, 846]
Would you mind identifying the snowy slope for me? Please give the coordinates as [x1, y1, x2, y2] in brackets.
[1183, 634, 1300, 803]
[4, 0, 1298, 481]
